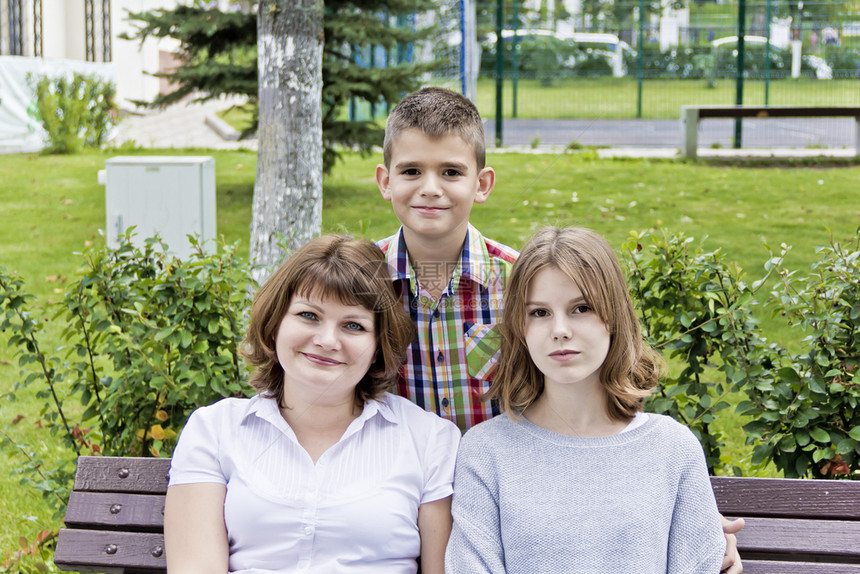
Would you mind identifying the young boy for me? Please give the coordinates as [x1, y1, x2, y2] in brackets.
[375, 87, 517, 433]
[375, 87, 743, 573]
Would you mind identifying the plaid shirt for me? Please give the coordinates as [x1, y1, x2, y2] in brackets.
[378, 225, 519, 431]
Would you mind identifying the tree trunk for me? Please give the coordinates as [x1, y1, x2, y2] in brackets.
[250, 0, 324, 284]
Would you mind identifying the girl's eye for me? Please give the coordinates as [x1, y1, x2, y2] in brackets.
[345, 321, 366, 332]
[529, 308, 549, 318]
[298, 311, 317, 321]
[572, 305, 592, 314]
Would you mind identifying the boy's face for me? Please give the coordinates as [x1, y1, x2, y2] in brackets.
[376, 129, 494, 247]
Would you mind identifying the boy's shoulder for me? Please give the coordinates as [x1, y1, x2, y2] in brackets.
[482, 233, 519, 264]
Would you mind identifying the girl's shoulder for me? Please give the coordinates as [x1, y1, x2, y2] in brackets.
[459, 413, 522, 448]
[645, 413, 709, 450]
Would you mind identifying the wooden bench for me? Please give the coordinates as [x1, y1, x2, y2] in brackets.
[55, 456, 860, 573]
[680, 105, 860, 158]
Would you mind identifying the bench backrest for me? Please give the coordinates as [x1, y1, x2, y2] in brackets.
[55, 457, 860, 573]
[55, 457, 170, 574]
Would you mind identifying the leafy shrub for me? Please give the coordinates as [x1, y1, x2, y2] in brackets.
[1, 233, 256, 569]
[624, 46, 713, 79]
[480, 34, 578, 81]
[1, 233, 255, 491]
[824, 47, 860, 74]
[30, 73, 116, 154]
[741, 232, 860, 478]
[622, 231, 780, 474]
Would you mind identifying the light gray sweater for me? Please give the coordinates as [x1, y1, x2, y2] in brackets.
[445, 413, 725, 574]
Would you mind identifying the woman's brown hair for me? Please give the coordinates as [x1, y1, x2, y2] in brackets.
[242, 235, 415, 406]
[488, 226, 661, 421]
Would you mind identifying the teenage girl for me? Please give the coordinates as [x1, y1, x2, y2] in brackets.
[445, 226, 726, 573]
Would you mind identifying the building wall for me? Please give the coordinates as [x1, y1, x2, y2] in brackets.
[9, 0, 182, 107]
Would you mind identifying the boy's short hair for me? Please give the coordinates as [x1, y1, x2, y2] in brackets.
[242, 235, 416, 406]
[383, 87, 486, 170]
[488, 226, 661, 420]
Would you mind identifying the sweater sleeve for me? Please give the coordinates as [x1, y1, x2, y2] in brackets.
[666, 432, 726, 574]
[445, 429, 506, 574]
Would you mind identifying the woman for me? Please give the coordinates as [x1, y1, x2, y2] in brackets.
[165, 235, 459, 573]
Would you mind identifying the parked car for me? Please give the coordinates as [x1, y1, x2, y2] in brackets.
[712, 35, 832, 79]
[480, 29, 634, 78]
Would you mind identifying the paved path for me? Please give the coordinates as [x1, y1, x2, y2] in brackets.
[487, 117, 858, 149]
[109, 99, 855, 157]
[112, 98, 257, 151]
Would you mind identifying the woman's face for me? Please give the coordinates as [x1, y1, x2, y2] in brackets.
[275, 291, 377, 402]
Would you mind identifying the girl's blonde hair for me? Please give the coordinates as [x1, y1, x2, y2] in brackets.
[488, 226, 661, 420]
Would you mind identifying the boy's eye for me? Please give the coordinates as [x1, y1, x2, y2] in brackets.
[442, 169, 462, 177]
[344, 321, 366, 332]
[401, 168, 420, 176]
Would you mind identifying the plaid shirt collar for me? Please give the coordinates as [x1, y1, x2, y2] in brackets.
[384, 224, 494, 296]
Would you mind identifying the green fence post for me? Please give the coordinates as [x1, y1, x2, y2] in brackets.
[734, 0, 747, 148]
[637, 0, 645, 119]
[512, 0, 518, 119]
[495, 0, 504, 147]
[764, 0, 772, 105]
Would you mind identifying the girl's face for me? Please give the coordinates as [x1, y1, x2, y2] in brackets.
[275, 291, 377, 401]
[523, 266, 611, 392]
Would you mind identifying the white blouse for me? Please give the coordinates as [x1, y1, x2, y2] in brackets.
[169, 393, 461, 574]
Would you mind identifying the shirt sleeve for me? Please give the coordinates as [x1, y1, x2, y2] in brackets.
[445, 431, 506, 574]
[168, 404, 227, 486]
[666, 432, 726, 574]
[420, 416, 461, 504]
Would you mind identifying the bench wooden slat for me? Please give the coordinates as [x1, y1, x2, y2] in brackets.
[695, 106, 860, 119]
[64, 491, 165, 531]
[56, 456, 860, 573]
[744, 560, 860, 574]
[55, 529, 166, 573]
[680, 105, 860, 157]
[733, 517, 860, 561]
[711, 476, 860, 520]
[73, 456, 170, 494]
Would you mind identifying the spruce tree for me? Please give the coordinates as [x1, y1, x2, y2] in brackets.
[124, 0, 439, 173]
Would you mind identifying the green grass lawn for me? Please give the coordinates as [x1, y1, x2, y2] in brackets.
[214, 77, 860, 127]
[1, 149, 859, 553]
[474, 77, 860, 119]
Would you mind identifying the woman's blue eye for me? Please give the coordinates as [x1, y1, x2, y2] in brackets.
[298, 311, 317, 320]
[345, 322, 365, 331]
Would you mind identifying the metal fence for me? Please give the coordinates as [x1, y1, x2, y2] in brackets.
[423, 0, 860, 148]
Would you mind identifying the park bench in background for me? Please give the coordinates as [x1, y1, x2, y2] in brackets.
[680, 106, 860, 158]
[54, 456, 860, 573]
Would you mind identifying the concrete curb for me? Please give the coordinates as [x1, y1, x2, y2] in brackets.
[204, 113, 240, 141]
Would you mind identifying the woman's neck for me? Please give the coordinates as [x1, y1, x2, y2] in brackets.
[524, 381, 628, 438]
[279, 386, 362, 463]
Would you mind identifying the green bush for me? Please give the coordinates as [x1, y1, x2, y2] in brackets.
[30, 73, 116, 154]
[622, 230, 779, 474]
[1, 232, 255, 505]
[741, 231, 860, 478]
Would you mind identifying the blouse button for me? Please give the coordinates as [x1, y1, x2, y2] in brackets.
[304, 526, 314, 536]
[441, 397, 449, 408]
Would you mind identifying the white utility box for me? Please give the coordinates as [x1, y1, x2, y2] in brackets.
[103, 156, 216, 259]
